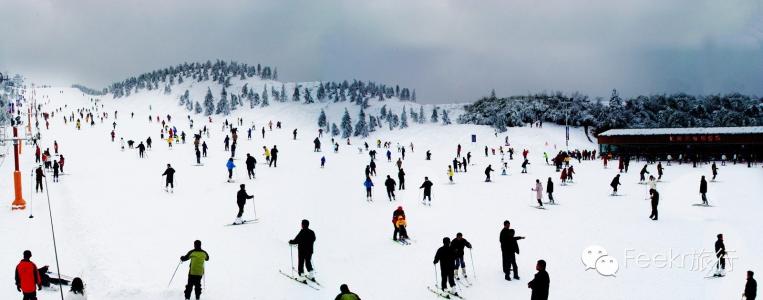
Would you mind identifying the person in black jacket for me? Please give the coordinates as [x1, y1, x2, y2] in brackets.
[528, 259, 550, 300]
[420, 177, 433, 204]
[162, 164, 175, 191]
[451, 233, 472, 279]
[610, 174, 621, 195]
[433, 237, 457, 295]
[546, 178, 554, 204]
[384, 175, 397, 201]
[234, 184, 254, 224]
[485, 165, 494, 182]
[711, 162, 718, 181]
[714, 234, 726, 277]
[745, 270, 757, 300]
[35, 166, 45, 192]
[649, 189, 659, 220]
[245, 154, 257, 179]
[289, 219, 316, 280]
[700, 176, 708, 205]
[397, 168, 406, 190]
[270, 145, 279, 167]
[500, 220, 525, 280]
[639, 165, 649, 182]
[195, 148, 201, 164]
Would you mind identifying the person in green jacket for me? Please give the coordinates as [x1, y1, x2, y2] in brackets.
[334, 284, 361, 300]
[180, 240, 209, 300]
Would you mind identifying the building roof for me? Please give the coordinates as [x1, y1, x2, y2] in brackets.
[599, 126, 763, 136]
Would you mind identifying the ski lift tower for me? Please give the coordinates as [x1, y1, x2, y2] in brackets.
[1, 72, 36, 209]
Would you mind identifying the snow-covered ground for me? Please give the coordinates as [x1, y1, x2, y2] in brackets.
[1, 84, 762, 300]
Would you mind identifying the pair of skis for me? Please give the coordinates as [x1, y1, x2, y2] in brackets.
[278, 269, 322, 290]
[392, 238, 412, 246]
[427, 286, 465, 299]
[225, 219, 259, 226]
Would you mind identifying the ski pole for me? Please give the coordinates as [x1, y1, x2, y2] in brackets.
[289, 245, 295, 277]
[434, 263, 439, 288]
[469, 248, 476, 280]
[29, 170, 34, 219]
[168, 261, 182, 287]
[252, 197, 258, 221]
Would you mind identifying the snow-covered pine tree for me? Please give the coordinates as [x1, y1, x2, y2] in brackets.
[430, 106, 439, 122]
[331, 123, 340, 136]
[380, 105, 387, 118]
[442, 109, 451, 125]
[369, 115, 377, 132]
[194, 101, 202, 114]
[230, 94, 239, 111]
[318, 109, 327, 128]
[412, 89, 416, 102]
[216, 87, 230, 115]
[260, 92, 269, 107]
[204, 88, 215, 116]
[262, 85, 269, 104]
[241, 84, 249, 98]
[410, 107, 418, 123]
[341, 108, 353, 138]
[293, 86, 301, 102]
[418, 106, 425, 123]
[304, 87, 314, 104]
[273, 68, 278, 80]
[400, 107, 408, 128]
[354, 108, 368, 137]
[164, 84, 172, 95]
[280, 84, 287, 102]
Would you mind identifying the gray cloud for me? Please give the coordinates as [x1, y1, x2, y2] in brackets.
[1, 0, 761, 103]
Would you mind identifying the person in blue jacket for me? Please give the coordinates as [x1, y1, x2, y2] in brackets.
[226, 158, 236, 182]
[364, 177, 374, 201]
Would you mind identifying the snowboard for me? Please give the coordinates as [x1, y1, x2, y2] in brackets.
[278, 269, 320, 290]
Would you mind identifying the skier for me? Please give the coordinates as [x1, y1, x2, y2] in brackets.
[230, 142, 236, 158]
[386, 150, 392, 162]
[364, 177, 374, 201]
[52, 160, 59, 182]
[546, 178, 554, 204]
[567, 165, 575, 181]
[35, 166, 45, 193]
[201, 142, 208, 157]
[334, 284, 361, 300]
[560, 167, 568, 185]
[447, 166, 454, 183]
[610, 174, 621, 195]
[15, 250, 42, 300]
[451, 233, 472, 280]
[245, 154, 257, 179]
[639, 165, 649, 182]
[657, 162, 664, 180]
[462, 157, 468, 172]
[289, 219, 316, 281]
[270, 146, 279, 167]
[58, 155, 65, 173]
[744, 271, 757, 300]
[711, 162, 718, 181]
[321, 156, 326, 168]
[521, 158, 530, 173]
[426, 150, 431, 160]
[485, 164, 494, 182]
[226, 158, 236, 182]
[235, 184, 254, 224]
[647, 175, 657, 193]
[714, 234, 726, 277]
[395, 215, 410, 243]
[195, 148, 201, 165]
[224, 135, 230, 151]
[162, 164, 175, 192]
[398, 168, 406, 190]
[531, 179, 543, 207]
[649, 189, 659, 220]
[420, 177, 433, 204]
[700, 175, 708, 205]
[180, 240, 209, 300]
[313, 137, 321, 152]
[147, 136, 152, 149]
[433, 237, 458, 296]
[293, 128, 297, 140]
[137, 142, 146, 158]
[369, 160, 376, 176]
[528, 260, 550, 300]
[384, 175, 396, 201]
[500, 220, 525, 280]
[392, 206, 406, 241]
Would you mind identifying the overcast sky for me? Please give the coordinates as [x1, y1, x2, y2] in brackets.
[1, 0, 762, 103]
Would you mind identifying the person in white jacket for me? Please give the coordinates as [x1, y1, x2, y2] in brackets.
[531, 179, 543, 207]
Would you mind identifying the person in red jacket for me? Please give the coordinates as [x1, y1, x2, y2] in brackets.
[15, 250, 41, 300]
